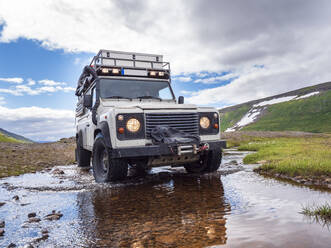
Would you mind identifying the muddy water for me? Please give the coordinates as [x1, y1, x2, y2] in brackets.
[0, 150, 330, 248]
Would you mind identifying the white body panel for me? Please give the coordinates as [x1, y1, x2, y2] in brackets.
[76, 98, 220, 151]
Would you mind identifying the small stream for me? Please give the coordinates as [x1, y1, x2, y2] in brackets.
[0, 150, 330, 247]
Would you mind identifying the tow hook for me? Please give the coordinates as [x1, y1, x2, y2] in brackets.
[198, 143, 210, 152]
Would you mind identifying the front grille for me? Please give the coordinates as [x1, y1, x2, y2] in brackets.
[145, 113, 199, 139]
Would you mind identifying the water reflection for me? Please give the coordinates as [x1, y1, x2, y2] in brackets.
[77, 174, 230, 247]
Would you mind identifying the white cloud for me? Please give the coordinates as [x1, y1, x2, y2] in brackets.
[27, 78, 36, 86]
[0, 1, 331, 105]
[180, 90, 194, 95]
[38, 79, 66, 86]
[0, 96, 5, 105]
[175, 76, 192, 82]
[0, 77, 23, 83]
[0, 106, 75, 141]
[0, 77, 75, 96]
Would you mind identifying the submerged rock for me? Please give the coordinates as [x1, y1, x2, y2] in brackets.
[0, 228, 4, 236]
[0, 202, 5, 207]
[229, 160, 239, 165]
[23, 244, 34, 248]
[44, 210, 63, 221]
[0, 220, 5, 228]
[7, 243, 16, 248]
[28, 212, 36, 218]
[12, 195, 19, 201]
[28, 217, 41, 223]
[32, 234, 49, 243]
[52, 168, 65, 175]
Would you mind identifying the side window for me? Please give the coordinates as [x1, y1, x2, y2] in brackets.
[92, 87, 97, 107]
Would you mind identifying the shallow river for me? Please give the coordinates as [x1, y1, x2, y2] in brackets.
[0, 150, 330, 248]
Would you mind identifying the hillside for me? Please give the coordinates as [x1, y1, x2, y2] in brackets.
[0, 128, 34, 143]
[219, 81, 331, 133]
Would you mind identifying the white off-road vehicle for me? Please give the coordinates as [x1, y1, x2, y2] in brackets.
[75, 50, 226, 182]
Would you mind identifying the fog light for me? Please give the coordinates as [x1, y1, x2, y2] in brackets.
[112, 68, 120, 74]
[214, 123, 219, 129]
[118, 127, 125, 134]
[101, 68, 109, 73]
[214, 113, 218, 119]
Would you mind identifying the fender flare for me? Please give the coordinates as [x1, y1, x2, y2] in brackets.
[94, 121, 112, 149]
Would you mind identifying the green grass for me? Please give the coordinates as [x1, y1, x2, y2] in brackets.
[301, 203, 331, 223]
[243, 91, 331, 133]
[0, 132, 21, 143]
[235, 136, 331, 177]
[220, 104, 250, 132]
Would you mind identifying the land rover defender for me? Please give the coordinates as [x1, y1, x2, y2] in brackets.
[75, 50, 226, 182]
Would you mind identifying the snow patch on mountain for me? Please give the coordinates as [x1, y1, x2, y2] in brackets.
[296, 91, 319, 100]
[225, 107, 264, 132]
[224, 91, 321, 132]
[254, 96, 297, 107]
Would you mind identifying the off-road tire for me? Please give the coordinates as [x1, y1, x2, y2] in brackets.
[92, 134, 128, 182]
[205, 150, 222, 172]
[184, 150, 222, 173]
[76, 136, 91, 167]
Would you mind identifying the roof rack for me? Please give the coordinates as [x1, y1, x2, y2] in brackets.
[90, 49, 170, 71]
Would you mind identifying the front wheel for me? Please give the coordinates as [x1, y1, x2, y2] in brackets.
[184, 150, 222, 173]
[92, 134, 128, 182]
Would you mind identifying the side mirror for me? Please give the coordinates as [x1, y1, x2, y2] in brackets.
[178, 96, 184, 104]
[83, 94, 92, 108]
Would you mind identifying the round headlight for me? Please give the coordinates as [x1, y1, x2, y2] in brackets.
[126, 118, 141, 133]
[200, 117, 210, 129]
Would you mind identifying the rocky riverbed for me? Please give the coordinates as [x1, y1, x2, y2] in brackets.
[0, 149, 330, 247]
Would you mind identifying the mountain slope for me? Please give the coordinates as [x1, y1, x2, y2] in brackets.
[0, 128, 34, 143]
[219, 81, 331, 133]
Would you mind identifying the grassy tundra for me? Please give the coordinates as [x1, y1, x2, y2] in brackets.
[223, 131, 331, 189]
[0, 138, 75, 178]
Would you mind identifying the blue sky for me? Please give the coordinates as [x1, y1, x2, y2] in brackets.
[1, 0, 331, 141]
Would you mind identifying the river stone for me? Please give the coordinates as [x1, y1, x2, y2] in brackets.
[28, 217, 41, 223]
[0, 228, 4, 236]
[7, 243, 16, 248]
[32, 234, 49, 243]
[23, 244, 34, 248]
[0, 220, 4, 228]
[44, 211, 63, 221]
[41, 228, 48, 234]
[28, 212, 36, 218]
[52, 168, 64, 175]
[229, 160, 238, 165]
[12, 195, 19, 201]
[0, 202, 5, 207]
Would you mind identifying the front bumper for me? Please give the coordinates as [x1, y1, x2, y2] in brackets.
[111, 140, 226, 159]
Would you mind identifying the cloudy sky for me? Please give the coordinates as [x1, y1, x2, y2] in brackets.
[0, 0, 331, 141]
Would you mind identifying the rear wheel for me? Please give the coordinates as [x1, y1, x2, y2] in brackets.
[76, 136, 91, 168]
[184, 150, 222, 173]
[92, 134, 128, 182]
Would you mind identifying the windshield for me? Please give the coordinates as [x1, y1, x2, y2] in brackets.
[99, 78, 175, 100]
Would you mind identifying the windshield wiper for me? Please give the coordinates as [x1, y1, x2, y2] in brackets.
[107, 96, 132, 100]
[136, 96, 162, 101]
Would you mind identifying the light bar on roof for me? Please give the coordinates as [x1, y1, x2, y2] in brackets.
[122, 69, 148, 76]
